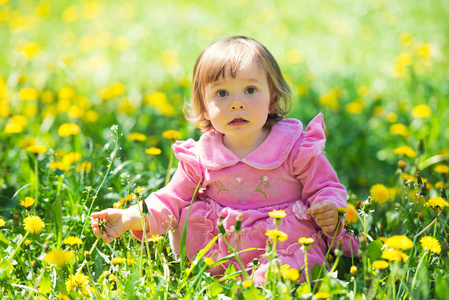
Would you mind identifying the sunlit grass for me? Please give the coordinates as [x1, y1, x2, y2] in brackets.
[1, 0, 449, 298]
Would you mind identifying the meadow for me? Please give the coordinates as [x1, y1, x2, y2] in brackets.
[1, 0, 449, 299]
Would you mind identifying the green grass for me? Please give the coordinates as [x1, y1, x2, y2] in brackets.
[1, 0, 449, 299]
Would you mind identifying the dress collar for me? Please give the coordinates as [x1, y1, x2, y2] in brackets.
[197, 119, 304, 170]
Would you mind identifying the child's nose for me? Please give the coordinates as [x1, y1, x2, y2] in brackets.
[230, 103, 245, 110]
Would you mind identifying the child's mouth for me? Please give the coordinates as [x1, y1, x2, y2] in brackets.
[229, 118, 248, 125]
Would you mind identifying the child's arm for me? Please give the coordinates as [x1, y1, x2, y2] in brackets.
[91, 207, 146, 243]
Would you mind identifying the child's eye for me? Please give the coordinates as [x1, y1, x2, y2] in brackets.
[217, 90, 228, 97]
[246, 87, 256, 94]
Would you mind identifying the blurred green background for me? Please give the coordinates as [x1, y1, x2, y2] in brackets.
[1, 0, 448, 195]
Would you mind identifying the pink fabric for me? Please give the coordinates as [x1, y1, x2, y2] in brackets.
[131, 114, 358, 284]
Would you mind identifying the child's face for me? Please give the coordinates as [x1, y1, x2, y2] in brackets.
[203, 63, 272, 145]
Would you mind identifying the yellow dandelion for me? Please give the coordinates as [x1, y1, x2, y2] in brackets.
[281, 267, 300, 281]
[4, 122, 23, 134]
[0, 219, 5, 227]
[265, 229, 288, 241]
[384, 235, 413, 250]
[345, 203, 358, 225]
[417, 43, 432, 58]
[50, 161, 69, 172]
[23, 215, 45, 234]
[424, 197, 449, 209]
[19, 87, 39, 101]
[204, 257, 214, 267]
[127, 259, 135, 265]
[411, 104, 432, 118]
[393, 146, 417, 158]
[111, 257, 126, 265]
[75, 161, 92, 173]
[319, 89, 339, 109]
[62, 152, 82, 165]
[381, 249, 408, 262]
[420, 236, 441, 254]
[434, 164, 449, 174]
[298, 237, 315, 245]
[389, 123, 408, 136]
[145, 147, 162, 155]
[148, 234, 164, 242]
[63, 236, 83, 246]
[242, 280, 253, 288]
[26, 145, 47, 154]
[45, 249, 75, 267]
[20, 196, 35, 208]
[370, 184, 390, 204]
[162, 130, 182, 141]
[113, 202, 122, 209]
[350, 265, 358, 275]
[314, 292, 331, 299]
[345, 101, 364, 114]
[127, 132, 147, 142]
[372, 260, 389, 270]
[337, 207, 347, 218]
[58, 123, 81, 137]
[66, 273, 90, 296]
[268, 209, 287, 219]
[401, 173, 415, 182]
[144, 92, 168, 106]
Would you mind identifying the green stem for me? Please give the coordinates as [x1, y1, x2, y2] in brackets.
[312, 219, 341, 293]
[221, 234, 249, 279]
[75, 237, 100, 276]
[34, 157, 38, 211]
[304, 247, 311, 293]
[8, 231, 30, 263]
[136, 199, 153, 279]
[411, 250, 428, 290]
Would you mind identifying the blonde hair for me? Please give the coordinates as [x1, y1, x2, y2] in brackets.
[185, 36, 291, 132]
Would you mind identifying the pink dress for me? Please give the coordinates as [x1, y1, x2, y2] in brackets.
[132, 113, 357, 283]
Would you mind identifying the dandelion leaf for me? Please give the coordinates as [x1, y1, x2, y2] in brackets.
[38, 274, 52, 294]
[310, 262, 322, 280]
[208, 279, 223, 297]
[367, 240, 383, 262]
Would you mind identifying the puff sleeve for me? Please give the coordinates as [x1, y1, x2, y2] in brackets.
[131, 139, 203, 240]
[293, 114, 347, 238]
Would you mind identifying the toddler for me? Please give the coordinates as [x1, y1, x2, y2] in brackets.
[92, 36, 357, 284]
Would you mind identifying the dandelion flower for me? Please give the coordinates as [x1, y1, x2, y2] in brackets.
[265, 229, 288, 241]
[298, 237, 315, 245]
[75, 161, 92, 173]
[434, 164, 449, 174]
[381, 249, 408, 262]
[372, 260, 389, 270]
[50, 161, 69, 172]
[350, 265, 358, 274]
[389, 123, 408, 136]
[145, 147, 162, 155]
[111, 257, 127, 265]
[370, 184, 390, 204]
[411, 104, 432, 118]
[127, 132, 147, 142]
[23, 215, 45, 234]
[162, 130, 182, 141]
[62, 152, 82, 165]
[66, 273, 90, 296]
[314, 292, 331, 299]
[384, 235, 413, 250]
[420, 236, 441, 254]
[20, 196, 35, 208]
[337, 207, 347, 218]
[425, 197, 449, 209]
[26, 145, 47, 154]
[345, 203, 358, 225]
[0, 219, 5, 227]
[204, 257, 214, 267]
[45, 249, 75, 267]
[393, 146, 417, 158]
[269, 209, 287, 219]
[242, 280, 253, 288]
[58, 123, 81, 137]
[63, 236, 83, 246]
[281, 267, 300, 281]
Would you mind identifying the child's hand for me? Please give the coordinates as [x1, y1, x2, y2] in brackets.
[307, 201, 339, 233]
[91, 209, 130, 243]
